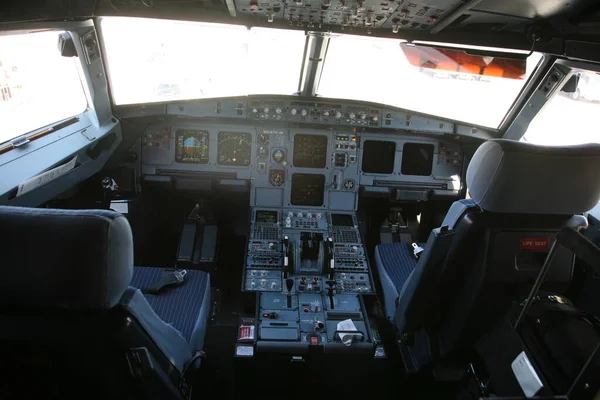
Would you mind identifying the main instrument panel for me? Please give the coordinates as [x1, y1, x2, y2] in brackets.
[142, 122, 463, 209]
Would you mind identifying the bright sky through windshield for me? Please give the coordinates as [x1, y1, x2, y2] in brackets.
[0, 32, 87, 144]
[318, 34, 542, 128]
[101, 18, 306, 105]
[101, 17, 542, 129]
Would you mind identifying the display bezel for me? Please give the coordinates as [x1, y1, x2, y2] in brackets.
[290, 173, 326, 207]
[217, 131, 253, 166]
[175, 129, 210, 164]
[361, 140, 396, 174]
[292, 134, 328, 169]
[401, 143, 434, 176]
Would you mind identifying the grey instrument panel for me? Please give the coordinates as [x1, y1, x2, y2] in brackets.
[120, 95, 493, 138]
[141, 119, 464, 208]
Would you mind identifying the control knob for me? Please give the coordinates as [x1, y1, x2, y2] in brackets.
[264, 107, 270, 113]
[349, 112, 356, 119]
[275, 107, 282, 114]
[360, 113, 366, 120]
[372, 116, 378, 121]
[291, 108, 298, 116]
[323, 111, 330, 117]
[252, 108, 258, 113]
[301, 109, 308, 117]
[335, 111, 342, 119]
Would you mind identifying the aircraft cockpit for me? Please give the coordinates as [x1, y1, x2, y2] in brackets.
[2, 0, 600, 398]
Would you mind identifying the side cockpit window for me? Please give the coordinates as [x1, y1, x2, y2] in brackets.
[522, 70, 600, 146]
[0, 31, 88, 146]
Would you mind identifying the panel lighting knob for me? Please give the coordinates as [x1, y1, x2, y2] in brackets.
[297, 212, 303, 218]
[372, 116, 378, 121]
[360, 114, 367, 120]
[252, 108, 258, 113]
[291, 108, 298, 115]
[324, 111, 330, 116]
[349, 112, 356, 119]
[301, 109, 308, 117]
[276, 107, 282, 114]
[335, 111, 342, 119]
[264, 107, 270, 113]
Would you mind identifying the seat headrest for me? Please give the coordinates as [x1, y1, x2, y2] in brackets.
[0, 206, 133, 310]
[467, 139, 600, 215]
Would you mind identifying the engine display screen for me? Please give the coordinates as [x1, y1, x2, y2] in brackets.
[291, 173, 325, 206]
[256, 210, 278, 223]
[293, 134, 328, 168]
[175, 130, 209, 164]
[401, 143, 434, 176]
[362, 140, 396, 174]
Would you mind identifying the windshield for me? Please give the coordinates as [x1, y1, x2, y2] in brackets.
[101, 18, 542, 129]
[101, 18, 306, 105]
[318, 35, 542, 128]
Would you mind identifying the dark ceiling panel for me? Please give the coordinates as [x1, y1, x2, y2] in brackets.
[0, 0, 97, 23]
[474, 0, 588, 20]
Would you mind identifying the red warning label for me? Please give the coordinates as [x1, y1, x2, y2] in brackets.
[238, 325, 255, 341]
[521, 238, 549, 250]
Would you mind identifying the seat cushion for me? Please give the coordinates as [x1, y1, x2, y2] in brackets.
[375, 243, 421, 321]
[131, 267, 211, 351]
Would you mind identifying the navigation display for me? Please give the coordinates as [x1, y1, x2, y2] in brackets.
[362, 140, 395, 174]
[175, 130, 209, 164]
[218, 132, 252, 166]
[401, 143, 434, 176]
[293, 134, 328, 168]
[291, 173, 325, 206]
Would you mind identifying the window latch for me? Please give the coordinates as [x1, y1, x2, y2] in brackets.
[11, 136, 29, 148]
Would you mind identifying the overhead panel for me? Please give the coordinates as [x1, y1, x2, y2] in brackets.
[380, 0, 464, 31]
[234, 0, 467, 33]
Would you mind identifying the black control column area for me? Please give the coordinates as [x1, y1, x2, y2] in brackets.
[241, 208, 376, 355]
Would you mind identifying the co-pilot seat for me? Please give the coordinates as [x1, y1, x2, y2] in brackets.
[0, 206, 210, 399]
[375, 139, 600, 371]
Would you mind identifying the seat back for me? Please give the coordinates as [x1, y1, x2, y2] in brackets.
[396, 139, 600, 369]
[0, 206, 189, 399]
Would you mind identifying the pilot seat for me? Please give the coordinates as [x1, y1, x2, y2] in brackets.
[0, 206, 211, 399]
[375, 139, 600, 372]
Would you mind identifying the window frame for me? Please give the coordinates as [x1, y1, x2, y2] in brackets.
[507, 58, 600, 143]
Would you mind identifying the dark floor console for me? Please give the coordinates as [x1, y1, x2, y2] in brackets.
[242, 208, 376, 354]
